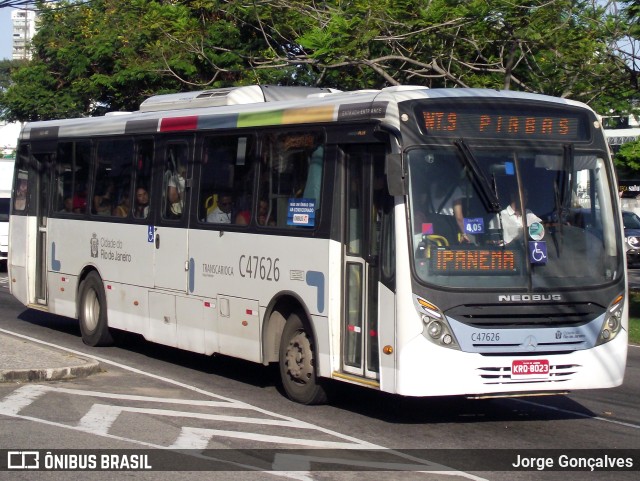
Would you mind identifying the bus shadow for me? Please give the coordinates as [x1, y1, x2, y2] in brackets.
[17, 308, 279, 389]
[16, 307, 600, 424]
[324, 381, 600, 424]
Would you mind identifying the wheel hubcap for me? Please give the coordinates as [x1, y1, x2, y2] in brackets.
[285, 330, 313, 384]
[83, 288, 99, 331]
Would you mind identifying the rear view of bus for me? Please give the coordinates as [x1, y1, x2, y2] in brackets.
[396, 90, 626, 397]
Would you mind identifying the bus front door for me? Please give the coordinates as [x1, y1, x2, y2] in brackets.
[341, 145, 385, 379]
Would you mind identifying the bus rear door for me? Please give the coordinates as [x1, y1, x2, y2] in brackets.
[153, 137, 193, 292]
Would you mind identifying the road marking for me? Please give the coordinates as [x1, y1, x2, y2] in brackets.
[0, 329, 486, 480]
[0, 384, 50, 415]
[511, 397, 640, 430]
[170, 427, 370, 450]
[0, 384, 484, 479]
[78, 403, 314, 434]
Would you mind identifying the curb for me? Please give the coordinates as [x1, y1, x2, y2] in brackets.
[0, 359, 102, 383]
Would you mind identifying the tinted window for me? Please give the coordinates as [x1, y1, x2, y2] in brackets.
[199, 135, 256, 225]
[0, 198, 9, 221]
[259, 131, 324, 228]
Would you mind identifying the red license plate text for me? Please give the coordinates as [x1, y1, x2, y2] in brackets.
[511, 359, 550, 379]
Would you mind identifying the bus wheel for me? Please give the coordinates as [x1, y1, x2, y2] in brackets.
[78, 271, 113, 347]
[279, 311, 328, 405]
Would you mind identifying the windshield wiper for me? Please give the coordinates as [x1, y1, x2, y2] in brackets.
[454, 139, 501, 212]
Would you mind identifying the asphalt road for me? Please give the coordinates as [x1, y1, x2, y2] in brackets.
[0, 266, 639, 480]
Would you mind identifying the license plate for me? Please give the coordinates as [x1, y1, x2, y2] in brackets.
[511, 359, 550, 380]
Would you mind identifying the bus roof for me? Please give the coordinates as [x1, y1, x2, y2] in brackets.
[19, 86, 592, 142]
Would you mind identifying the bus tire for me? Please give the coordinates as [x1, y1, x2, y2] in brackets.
[279, 311, 328, 405]
[78, 271, 113, 347]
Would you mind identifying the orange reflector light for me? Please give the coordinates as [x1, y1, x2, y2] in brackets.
[383, 345, 393, 355]
[417, 298, 438, 311]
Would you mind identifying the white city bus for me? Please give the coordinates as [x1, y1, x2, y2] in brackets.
[9, 85, 627, 404]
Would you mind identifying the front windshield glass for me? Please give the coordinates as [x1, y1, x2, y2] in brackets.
[408, 145, 621, 289]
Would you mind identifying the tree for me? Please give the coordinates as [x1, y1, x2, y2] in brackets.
[615, 139, 640, 177]
[0, 0, 638, 121]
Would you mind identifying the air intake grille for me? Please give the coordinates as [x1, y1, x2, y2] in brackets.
[446, 303, 603, 329]
[478, 363, 580, 384]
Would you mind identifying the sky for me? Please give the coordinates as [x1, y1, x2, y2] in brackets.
[1, 8, 13, 60]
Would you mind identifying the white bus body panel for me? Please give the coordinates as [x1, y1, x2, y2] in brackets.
[377, 282, 397, 393]
[394, 332, 627, 397]
[154, 226, 188, 292]
[8, 215, 32, 306]
[41, 219, 332, 369]
[187, 230, 330, 366]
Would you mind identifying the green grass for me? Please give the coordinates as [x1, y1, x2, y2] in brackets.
[627, 291, 640, 344]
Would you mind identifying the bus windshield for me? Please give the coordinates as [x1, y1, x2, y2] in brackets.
[408, 144, 621, 289]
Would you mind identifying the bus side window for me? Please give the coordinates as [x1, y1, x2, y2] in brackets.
[133, 139, 154, 220]
[13, 146, 29, 213]
[162, 143, 188, 220]
[199, 135, 256, 225]
[92, 140, 133, 217]
[55, 141, 90, 215]
[259, 131, 324, 228]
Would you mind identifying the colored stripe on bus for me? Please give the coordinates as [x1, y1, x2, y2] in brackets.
[160, 116, 199, 132]
[237, 110, 284, 128]
[125, 119, 160, 134]
[197, 113, 240, 130]
[281, 106, 336, 124]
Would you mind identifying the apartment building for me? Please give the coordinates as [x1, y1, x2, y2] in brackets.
[11, 9, 37, 61]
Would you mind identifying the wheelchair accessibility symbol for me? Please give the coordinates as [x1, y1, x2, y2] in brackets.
[529, 241, 548, 265]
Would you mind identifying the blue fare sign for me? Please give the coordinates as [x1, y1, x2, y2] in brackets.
[287, 198, 316, 227]
[464, 217, 485, 234]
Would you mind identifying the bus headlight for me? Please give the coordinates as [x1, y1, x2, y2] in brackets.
[596, 294, 624, 346]
[415, 296, 460, 350]
[426, 319, 443, 338]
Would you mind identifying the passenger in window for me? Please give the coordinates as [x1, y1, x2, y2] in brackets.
[93, 181, 114, 216]
[71, 191, 87, 213]
[167, 165, 186, 218]
[207, 194, 233, 223]
[133, 186, 150, 219]
[235, 210, 250, 225]
[113, 191, 130, 217]
[429, 176, 468, 243]
[63, 196, 74, 213]
[489, 188, 541, 245]
[257, 199, 275, 226]
[14, 179, 27, 211]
